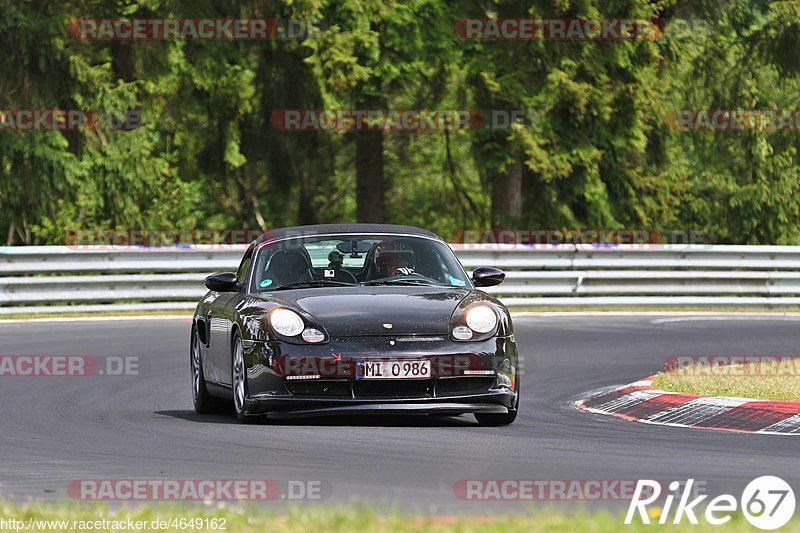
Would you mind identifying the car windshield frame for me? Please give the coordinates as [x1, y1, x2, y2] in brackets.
[248, 232, 473, 292]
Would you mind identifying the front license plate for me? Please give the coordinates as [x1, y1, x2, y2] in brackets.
[357, 360, 431, 379]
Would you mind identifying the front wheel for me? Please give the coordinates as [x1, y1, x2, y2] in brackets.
[231, 333, 255, 423]
[475, 395, 518, 426]
[191, 330, 215, 414]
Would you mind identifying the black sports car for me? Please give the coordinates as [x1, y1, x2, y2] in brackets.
[190, 224, 519, 425]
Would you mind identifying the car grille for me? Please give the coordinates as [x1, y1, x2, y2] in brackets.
[435, 377, 496, 396]
[286, 381, 351, 397]
[353, 380, 434, 399]
[285, 377, 495, 400]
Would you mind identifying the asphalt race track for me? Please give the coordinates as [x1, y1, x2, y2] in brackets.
[1, 314, 799, 512]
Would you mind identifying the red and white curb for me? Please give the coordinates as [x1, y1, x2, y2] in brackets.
[576, 376, 800, 435]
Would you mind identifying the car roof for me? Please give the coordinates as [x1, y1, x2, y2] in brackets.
[253, 224, 444, 246]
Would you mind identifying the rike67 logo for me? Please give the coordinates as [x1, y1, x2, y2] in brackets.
[626, 476, 795, 530]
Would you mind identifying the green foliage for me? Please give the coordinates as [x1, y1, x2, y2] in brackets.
[1, 0, 800, 244]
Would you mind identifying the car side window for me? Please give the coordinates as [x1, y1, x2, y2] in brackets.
[237, 251, 253, 285]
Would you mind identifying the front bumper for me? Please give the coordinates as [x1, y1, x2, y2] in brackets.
[241, 334, 518, 417]
[245, 394, 513, 419]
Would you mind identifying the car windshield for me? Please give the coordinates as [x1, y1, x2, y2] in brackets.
[251, 234, 470, 291]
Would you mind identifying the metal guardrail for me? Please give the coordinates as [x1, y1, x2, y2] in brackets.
[3, 244, 800, 314]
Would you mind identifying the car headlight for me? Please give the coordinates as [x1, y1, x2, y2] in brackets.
[465, 305, 497, 333]
[270, 308, 305, 337]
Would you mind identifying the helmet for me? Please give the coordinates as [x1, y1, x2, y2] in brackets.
[328, 249, 344, 269]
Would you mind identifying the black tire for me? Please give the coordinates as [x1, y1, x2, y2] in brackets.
[475, 394, 519, 426]
[231, 332, 255, 423]
[191, 328, 215, 414]
[474, 409, 517, 426]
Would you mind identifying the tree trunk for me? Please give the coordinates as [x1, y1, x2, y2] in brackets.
[297, 167, 319, 225]
[355, 130, 385, 222]
[490, 159, 522, 228]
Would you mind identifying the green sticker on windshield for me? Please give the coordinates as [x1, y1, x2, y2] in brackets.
[260, 279, 273, 288]
[449, 276, 466, 287]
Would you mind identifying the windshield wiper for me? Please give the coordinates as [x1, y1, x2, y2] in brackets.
[363, 278, 438, 286]
[272, 280, 355, 290]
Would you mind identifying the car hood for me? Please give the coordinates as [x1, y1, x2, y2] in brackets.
[270, 286, 471, 337]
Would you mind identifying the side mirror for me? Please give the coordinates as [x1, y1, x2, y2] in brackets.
[205, 272, 240, 292]
[472, 267, 505, 287]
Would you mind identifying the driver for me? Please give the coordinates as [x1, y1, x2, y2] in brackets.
[374, 247, 416, 277]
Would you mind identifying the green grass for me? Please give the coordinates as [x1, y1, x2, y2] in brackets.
[652, 360, 800, 401]
[0, 502, 797, 532]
